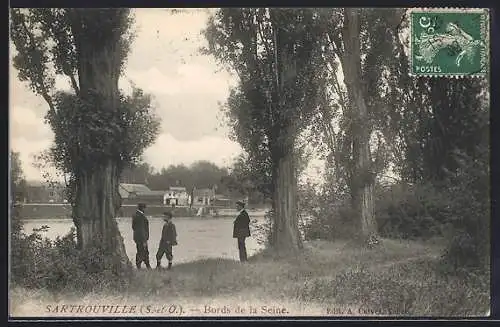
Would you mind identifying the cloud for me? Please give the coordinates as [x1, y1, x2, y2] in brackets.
[134, 9, 208, 42]
[124, 67, 182, 95]
[144, 133, 242, 171]
[124, 63, 232, 97]
[126, 9, 213, 72]
[8, 9, 242, 182]
[10, 105, 52, 140]
[10, 105, 41, 127]
[124, 56, 234, 98]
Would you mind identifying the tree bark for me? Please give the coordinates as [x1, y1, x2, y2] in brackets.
[70, 9, 131, 269]
[341, 9, 378, 243]
[271, 149, 303, 252]
[73, 161, 129, 269]
[268, 14, 303, 253]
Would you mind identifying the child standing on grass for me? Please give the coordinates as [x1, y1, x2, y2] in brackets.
[156, 211, 178, 270]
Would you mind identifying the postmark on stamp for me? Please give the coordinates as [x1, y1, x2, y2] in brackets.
[409, 8, 490, 77]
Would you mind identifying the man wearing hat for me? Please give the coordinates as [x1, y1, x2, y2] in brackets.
[156, 211, 177, 270]
[233, 200, 251, 262]
[132, 203, 151, 269]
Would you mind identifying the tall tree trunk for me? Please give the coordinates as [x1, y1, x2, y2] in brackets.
[71, 9, 131, 268]
[268, 14, 303, 252]
[73, 161, 129, 268]
[341, 8, 378, 244]
[271, 149, 303, 252]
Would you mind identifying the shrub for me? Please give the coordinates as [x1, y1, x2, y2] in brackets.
[303, 202, 358, 241]
[441, 148, 490, 269]
[375, 182, 452, 240]
[300, 175, 457, 242]
[251, 210, 274, 247]
[10, 207, 132, 294]
[298, 179, 359, 242]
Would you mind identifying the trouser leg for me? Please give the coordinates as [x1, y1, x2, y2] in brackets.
[143, 244, 151, 269]
[136, 242, 143, 269]
[156, 247, 165, 268]
[136, 242, 151, 269]
[166, 244, 173, 262]
[165, 244, 173, 269]
[237, 237, 247, 262]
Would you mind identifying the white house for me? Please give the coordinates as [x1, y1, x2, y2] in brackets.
[163, 186, 190, 206]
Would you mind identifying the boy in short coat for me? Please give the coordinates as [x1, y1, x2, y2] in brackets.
[156, 211, 178, 270]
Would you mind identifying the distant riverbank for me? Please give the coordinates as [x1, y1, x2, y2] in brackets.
[16, 203, 270, 220]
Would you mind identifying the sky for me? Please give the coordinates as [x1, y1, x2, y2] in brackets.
[9, 9, 324, 184]
[10, 9, 241, 181]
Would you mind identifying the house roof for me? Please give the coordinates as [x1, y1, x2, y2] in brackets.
[120, 183, 151, 193]
[119, 183, 153, 199]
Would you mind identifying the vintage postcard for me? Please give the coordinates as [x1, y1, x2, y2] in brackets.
[9, 7, 491, 319]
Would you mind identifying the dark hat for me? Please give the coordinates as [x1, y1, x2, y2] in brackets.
[236, 200, 246, 207]
[138, 203, 146, 209]
[163, 211, 173, 220]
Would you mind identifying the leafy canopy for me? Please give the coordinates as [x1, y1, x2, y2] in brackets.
[10, 9, 160, 180]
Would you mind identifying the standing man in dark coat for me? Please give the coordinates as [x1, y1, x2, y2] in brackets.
[132, 203, 151, 269]
[233, 200, 251, 262]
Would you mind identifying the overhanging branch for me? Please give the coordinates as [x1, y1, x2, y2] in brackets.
[18, 13, 56, 115]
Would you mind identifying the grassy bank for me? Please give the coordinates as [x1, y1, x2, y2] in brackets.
[10, 238, 489, 317]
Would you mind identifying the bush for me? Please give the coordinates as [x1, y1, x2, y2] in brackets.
[375, 182, 452, 240]
[10, 207, 132, 294]
[300, 177, 456, 242]
[302, 152, 489, 270]
[250, 210, 274, 247]
[298, 179, 360, 241]
[441, 148, 490, 269]
[303, 203, 358, 242]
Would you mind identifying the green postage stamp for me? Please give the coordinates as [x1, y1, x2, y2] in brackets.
[410, 8, 490, 77]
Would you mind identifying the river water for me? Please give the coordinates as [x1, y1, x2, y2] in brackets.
[21, 216, 266, 264]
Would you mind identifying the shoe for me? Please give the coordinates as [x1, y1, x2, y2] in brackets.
[167, 262, 172, 270]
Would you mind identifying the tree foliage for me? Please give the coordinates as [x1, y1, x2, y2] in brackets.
[10, 8, 160, 206]
[205, 9, 326, 159]
[10, 9, 160, 261]
[298, 8, 489, 267]
[394, 78, 488, 183]
[203, 8, 327, 250]
[221, 154, 271, 203]
[10, 151, 27, 203]
[123, 160, 234, 195]
[307, 8, 405, 193]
